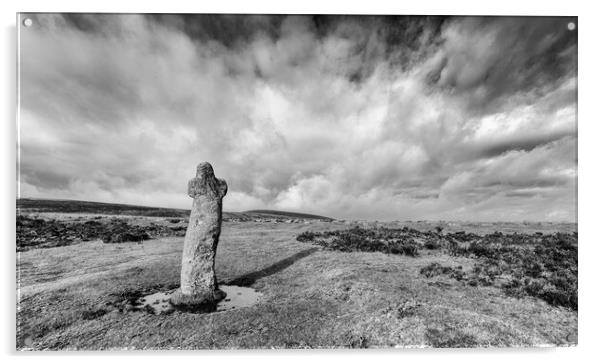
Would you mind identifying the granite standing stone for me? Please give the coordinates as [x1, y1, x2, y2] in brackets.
[170, 162, 228, 309]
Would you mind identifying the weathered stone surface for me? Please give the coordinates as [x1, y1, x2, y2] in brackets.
[170, 162, 227, 309]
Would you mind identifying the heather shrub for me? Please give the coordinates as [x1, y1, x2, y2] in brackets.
[296, 231, 317, 242]
[424, 237, 442, 250]
[296, 227, 422, 257]
[297, 227, 577, 310]
[420, 263, 465, 280]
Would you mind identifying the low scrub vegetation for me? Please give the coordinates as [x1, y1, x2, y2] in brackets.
[451, 232, 576, 310]
[297, 226, 423, 256]
[16, 215, 186, 251]
[299, 227, 577, 310]
[420, 263, 466, 280]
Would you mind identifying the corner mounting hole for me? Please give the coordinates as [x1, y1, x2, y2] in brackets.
[567, 22, 575, 31]
[23, 18, 33, 27]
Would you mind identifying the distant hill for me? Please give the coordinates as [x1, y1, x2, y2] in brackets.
[243, 209, 332, 221]
[16, 198, 332, 221]
[17, 198, 190, 218]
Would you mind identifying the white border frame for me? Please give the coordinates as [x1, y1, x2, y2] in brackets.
[3, 1, 600, 363]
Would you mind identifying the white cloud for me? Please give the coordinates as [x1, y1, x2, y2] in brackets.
[18, 15, 577, 221]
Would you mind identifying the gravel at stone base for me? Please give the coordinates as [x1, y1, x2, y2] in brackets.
[134, 285, 263, 315]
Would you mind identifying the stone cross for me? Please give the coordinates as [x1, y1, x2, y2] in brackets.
[170, 162, 228, 310]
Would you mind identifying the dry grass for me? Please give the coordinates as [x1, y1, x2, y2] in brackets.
[16, 217, 577, 350]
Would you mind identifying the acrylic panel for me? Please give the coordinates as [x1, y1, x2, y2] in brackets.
[16, 13, 577, 350]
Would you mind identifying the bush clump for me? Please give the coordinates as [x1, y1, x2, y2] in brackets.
[296, 231, 318, 242]
[298, 226, 422, 257]
[424, 237, 442, 250]
[420, 263, 465, 280]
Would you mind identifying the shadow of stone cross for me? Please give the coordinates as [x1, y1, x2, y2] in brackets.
[225, 247, 319, 287]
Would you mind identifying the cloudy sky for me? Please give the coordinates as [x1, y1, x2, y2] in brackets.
[18, 14, 577, 221]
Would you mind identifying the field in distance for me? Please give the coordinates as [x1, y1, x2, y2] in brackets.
[16, 198, 332, 221]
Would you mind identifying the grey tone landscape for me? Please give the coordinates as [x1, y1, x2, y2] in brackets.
[17, 14, 577, 350]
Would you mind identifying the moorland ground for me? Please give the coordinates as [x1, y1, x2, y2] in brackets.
[16, 200, 577, 350]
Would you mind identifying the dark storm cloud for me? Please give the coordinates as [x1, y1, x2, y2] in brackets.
[150, 14, 285, 46]
[426, 16, 577, 114]
[311, 15, 448, 83]
[18, 14, 577, 221]
[478, 131, 575, 159]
